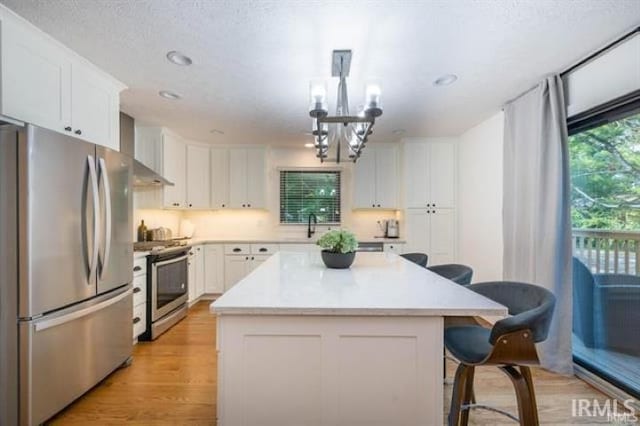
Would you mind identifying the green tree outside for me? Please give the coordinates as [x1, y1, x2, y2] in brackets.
[569, 112, 640, 230]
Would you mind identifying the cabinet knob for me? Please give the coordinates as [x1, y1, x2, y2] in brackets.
[133, 266, 142, 272]
[189, 203, 193, 207]
[64, 126, 72, 132]
[133, 317, 141, 324]
[372, 204, 375, 207]
[427, 204, 431, 207]
[74, 129, 82, 135]
[432, 210, 436, 214]
[222, 204, 225, 208]
[251, 256, 255, 260]
[133, 287, 141, 293]
[248, 204, 251, 207]
[377, 204, 381, 207]
[242, 204, 246, 207]
[433, 203, 436, 207]
[245, 256, 249, 260]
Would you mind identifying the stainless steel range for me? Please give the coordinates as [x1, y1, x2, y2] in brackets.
[135, 242, 190, 340]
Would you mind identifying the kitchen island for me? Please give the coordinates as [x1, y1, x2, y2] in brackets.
[211, 252, 507, 426]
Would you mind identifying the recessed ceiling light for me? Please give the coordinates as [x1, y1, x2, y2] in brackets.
[210, 129, 225, 135]
[304, 143, 315, 148]
[433, 74, 458, 86]
[159, 90, 181, 100]
[166, 51, 192, 66]
[392, 129, 406, 136]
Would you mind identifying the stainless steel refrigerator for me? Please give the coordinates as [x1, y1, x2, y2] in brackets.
[0, 124, 134, 425]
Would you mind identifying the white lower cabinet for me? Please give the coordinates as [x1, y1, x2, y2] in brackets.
[404, 208, 456, 266]
[383, 243, 403, 254]
[132, 256, 148, 341]
[224, 255, 250, 291]
[204, 245, 224, 294]
[188, 245, 205, 303]
[223, 244, 279, 291]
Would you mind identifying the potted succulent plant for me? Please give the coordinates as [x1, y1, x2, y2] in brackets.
[316, 229, 358, 269]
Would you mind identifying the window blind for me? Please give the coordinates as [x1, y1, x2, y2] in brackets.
[280, 170, 341, 224]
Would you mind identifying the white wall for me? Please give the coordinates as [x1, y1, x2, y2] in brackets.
[457, 112, 504, 282]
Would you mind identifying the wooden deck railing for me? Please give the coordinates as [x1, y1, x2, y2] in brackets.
[573, 229, 640, 275]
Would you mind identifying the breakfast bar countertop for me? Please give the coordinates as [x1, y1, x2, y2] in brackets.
[211, 251, 507, 317]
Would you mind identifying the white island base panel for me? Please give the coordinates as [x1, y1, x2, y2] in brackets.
[216, 314, 444, 426]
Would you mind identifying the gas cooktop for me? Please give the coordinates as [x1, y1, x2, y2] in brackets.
[133, 239, 189, 254]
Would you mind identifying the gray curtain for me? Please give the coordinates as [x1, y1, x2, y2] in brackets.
[503, 74, 573, 375]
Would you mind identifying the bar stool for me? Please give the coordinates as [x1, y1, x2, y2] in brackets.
[428, 264, 473, 285]
[400, 252, 428, 268]
[445, 281, 556, 426]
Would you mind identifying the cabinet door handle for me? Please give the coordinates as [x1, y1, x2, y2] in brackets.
[133, 317, 141, 324]
[259, 248, 267, 253]
[133, 266, 142, 272]
[133, 287, 141, 294]
[233, 248, 241, 253]
[64, 126, 72, 131]
[74, 129, 82, 135]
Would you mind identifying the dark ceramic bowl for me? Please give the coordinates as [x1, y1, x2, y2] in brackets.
[321, 250, 356, 269]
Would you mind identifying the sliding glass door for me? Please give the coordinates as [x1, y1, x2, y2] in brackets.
[569, 101, 640, 397]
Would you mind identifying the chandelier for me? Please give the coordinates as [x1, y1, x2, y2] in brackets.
[308, 50, 383, 163]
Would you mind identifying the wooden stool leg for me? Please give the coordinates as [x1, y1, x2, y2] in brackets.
[499, 366, 539, 426]
[460, 366, 475, 426]
[448, 364, 469, 426]
[520, 366, 539, 425]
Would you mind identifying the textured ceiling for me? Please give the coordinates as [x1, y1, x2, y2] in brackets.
[1, 0, 638, 146]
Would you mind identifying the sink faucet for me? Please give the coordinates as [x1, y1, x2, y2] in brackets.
[308, 213, 317, 238]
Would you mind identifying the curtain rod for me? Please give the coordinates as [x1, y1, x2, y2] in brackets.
[560, 26, 639, 77]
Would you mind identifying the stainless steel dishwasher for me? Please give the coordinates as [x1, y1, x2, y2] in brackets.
[356, 242, 384, 252]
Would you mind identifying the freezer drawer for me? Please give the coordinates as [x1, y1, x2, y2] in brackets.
[19, 287, 132, 425]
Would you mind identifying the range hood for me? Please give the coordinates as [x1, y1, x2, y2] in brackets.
[133, 160, 174, 187]
[120, 112, 173, 187]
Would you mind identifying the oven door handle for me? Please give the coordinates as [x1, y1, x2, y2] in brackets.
[153, 254, 189, 268]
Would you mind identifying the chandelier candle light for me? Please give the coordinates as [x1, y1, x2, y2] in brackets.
[309, 50, 383, 163]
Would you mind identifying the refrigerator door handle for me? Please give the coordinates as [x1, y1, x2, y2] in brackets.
[98, 157, 111, 280]
[34, 288, 131, 332]
[87, 155, 100, 283]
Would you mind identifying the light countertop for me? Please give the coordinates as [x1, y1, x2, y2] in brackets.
[189, 237, 405, 244]
[211, 252, 507, 317]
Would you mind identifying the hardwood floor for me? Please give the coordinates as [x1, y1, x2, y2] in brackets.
[50, 301, 621, 425]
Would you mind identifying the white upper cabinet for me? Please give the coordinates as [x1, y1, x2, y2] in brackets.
[161, 132, 187, 208]
[246, 148, 267, 209]
[0, 10, 124, 150]
[403, 140, 456, 209]
[374, 146, 399, 209]
[70, 62, 120, 150]
[186, 144, 211, 209]
[229, 147, 266, 209]
[1, 17, 71, 133]
[428, 142, 456, 209]
[353, 149, 376, 208]
[353, 145, 398, 209]
[211, 147, 230, 209]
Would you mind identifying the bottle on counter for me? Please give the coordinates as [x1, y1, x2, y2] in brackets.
[137, 220, 148, 242]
